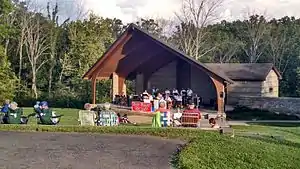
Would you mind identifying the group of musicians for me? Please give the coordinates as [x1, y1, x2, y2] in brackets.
[113, 87, 202, 110]
[141, 87, 201, 109]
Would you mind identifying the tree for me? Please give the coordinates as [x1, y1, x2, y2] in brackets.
[0, 46, 17, 102]
[173, 0, 224, 60]
[266, 16, 300, 74]
[46, 2, 70, 97]
[240, 14, 269, 63]
[136, 18, 163, 37]
[0, 0, 15, 55]
[24, 13, 49, 99]
[207, 21, 243, 63]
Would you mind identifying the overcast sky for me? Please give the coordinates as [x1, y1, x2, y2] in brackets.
[32, 0, 300, 23]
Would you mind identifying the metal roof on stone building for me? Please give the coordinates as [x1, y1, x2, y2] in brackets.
[205, 63, 282, 81]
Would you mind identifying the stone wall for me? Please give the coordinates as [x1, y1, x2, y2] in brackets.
[238, 96, 300, 115]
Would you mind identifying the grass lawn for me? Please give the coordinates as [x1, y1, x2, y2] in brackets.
[178, 124, 300, 169]
[5, 108, 300, 169]
[22, 107, 80, 125]
[226, 106, 300, 121]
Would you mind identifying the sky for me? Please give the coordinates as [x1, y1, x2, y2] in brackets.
[33, 0, 300, 23]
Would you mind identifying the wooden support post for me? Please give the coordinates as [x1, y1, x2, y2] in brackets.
[91, 77, 97, 104]
[210, 77, 225, 115]
[112, 72, 119, 101]
[118, 76, 126, 96]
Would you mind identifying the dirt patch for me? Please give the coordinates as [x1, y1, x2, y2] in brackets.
[112, 108, 154, 117]
[128, 115, 152, 124]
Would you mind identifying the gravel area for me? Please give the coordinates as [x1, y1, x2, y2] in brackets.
[0, 131, 183, 169]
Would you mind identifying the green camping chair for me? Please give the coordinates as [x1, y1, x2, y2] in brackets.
[5, 108, 28, 124]
[37, 109, 63, 125]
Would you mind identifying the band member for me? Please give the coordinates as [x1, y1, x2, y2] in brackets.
[172, 88, 179, 95]
[173, 92, 183, 108]
[152, 86, 158, 96]
[165, 88, 171, 95]
[187, 88, 193, 97]
[180, 88, 187, 96]
[181, 88, 187, 107]
[142, 91, 151, 103]
[164, 93, 173, 109]
[193, 94, 201, 108]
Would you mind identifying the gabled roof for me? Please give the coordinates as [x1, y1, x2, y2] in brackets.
[205, 63, 282, 81]
[83, 23, 234, 84]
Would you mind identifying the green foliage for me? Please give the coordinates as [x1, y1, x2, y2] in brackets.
[2, 0, 300, 107]
[0, 46, 16, 102]
[65, 14, 115, 77]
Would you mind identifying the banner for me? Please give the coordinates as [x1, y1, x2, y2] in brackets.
[131, 101, 152, 112]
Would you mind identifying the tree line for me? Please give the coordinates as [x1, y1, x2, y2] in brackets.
[0, 0, 300, 108]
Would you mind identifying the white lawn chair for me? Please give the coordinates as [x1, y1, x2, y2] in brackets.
[78, 110, 96, 126]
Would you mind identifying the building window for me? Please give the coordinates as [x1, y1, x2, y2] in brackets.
[269, 87, 274, 93]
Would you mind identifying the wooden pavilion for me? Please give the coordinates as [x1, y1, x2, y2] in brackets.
[83, 24, 234, 114]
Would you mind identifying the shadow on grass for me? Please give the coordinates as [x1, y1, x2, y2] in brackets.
[170, 138, 194, 169]
[243, 134, 300, 149]
[276, 128, 300, 138]
[246, 122, 300, 127]
[226, 106, 300, 121]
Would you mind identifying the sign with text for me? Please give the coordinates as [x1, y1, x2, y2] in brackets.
[131, 101, 152, 112]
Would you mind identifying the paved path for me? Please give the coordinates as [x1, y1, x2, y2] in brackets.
[0, 132, 183, 169]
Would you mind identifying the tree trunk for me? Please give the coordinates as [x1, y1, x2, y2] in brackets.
[18, 40, 23, 93]
[32, 70, 38, 99]
[48, 63, 54, 97]
[4, 39, 9, 56]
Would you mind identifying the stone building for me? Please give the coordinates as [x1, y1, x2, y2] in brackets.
[205, 63, 282, 105]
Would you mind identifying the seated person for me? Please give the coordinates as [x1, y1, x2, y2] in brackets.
[142, 91, 151, 103]
[209, 118, 220, 129]
[156, 101, 168, 112]
[173, 93, 182, 108]
[152, 86, 158, 96]
[1, 99, 10, 114]
[165, 88, 171, 95]
[3, 102, 27, 124]
[33, 101, 42, 114]
[164, 94, 173, 109]
[180, 89, 187, 96]
[187, 88, 193, 97]
[173, 109, 182, 127]
[183, 101, 201, 119]
[38, 101, 62, 125]
[84, 103, 92, 111]
[182, 101, 201, 127]
[172, 88, 179, 95]
[97, 103, 118, 126]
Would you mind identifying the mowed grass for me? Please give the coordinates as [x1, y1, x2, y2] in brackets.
[22, 107, 80, 125]
[5, 108, 300, 169]
[179, 134, 300, 169]
[178, 124, 300, 169]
